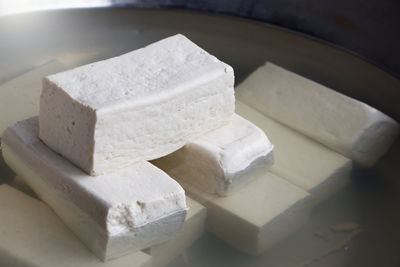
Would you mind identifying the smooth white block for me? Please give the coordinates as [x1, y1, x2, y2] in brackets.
[2, 117, 187, 261]
[145, 197, 206, 267]
[153, 114, 274, 196]
[40, 34, 235, 175]
[236, 62, 399, 167]
[0, 185, 152, 267]
[0, 60, 67, 134]
[159, 168, 309, 255]
[236, 101, 352, 200]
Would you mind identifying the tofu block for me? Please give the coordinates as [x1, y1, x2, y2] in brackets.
[1, 117, 187, 261]
[153, 114, 274, 196]
[236, 101, 352, 200]
[167, 172, 310, 255]
[7, 178, 206, 267]
[40, 34, 235, 175]
[145, 197, 206, 267]
[0, 60, 67, 134]
[236, 62, 400, 167]
[0, 185, 151, 267]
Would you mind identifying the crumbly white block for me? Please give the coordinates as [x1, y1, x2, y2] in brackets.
[165, 171, 310, 255]
[153, 114, 274, 196]
[40, 34, 235, 175]
[236, 62, 400, 167]
[0, 60, 66, 134]
[1, 117, 187, 261]
[236, 101, 352, 200]
[0, 185, 152, 267]
[145, 197, 206, 267]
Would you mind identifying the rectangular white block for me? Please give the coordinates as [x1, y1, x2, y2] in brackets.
[236, 62, 399, 167]
[152, 114, 274, 196]
[171, 172, 310, 255]
[0, 60, 67, 134]
[145, 197, 206, 267]
[40, 34, 235, 175]
[236, 101, 352, 200]
[0, 185, 152, 267]
[1, 117, 187, 261]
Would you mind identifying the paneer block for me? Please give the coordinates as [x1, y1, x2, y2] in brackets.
[153, 114, 274, 196]
[39, 34, 235, 175]
[145, 197, 206, 267]
[1, 117, 187, 261]
[0, 185, 151, 267]
[167, 172, 310, 255]
[236, 101, 352, 200]
[236, 62, 399, 167]
[0, 60, 66, 134]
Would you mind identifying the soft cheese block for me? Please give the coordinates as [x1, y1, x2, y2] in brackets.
[145, 197, 206, 267]
[236, 62, 400, 167]
[164, 171, 310, 255]
[0, 60, 67, 134]
[0, 185, 152, 267]
[39, 34, 235, 175]
[1, 117, 187, 261]
[236, 101, 352, 201]
[153, 114, 274, 196]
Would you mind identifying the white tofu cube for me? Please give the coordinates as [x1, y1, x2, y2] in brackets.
[145, 197, 206, 267]
[39, 34, 235, 175]
[172, 173, 310, 255]
[1, 117, 187, 261]
[0, 185, 151, 267]
[236, 62, 399, 167]
[153, 114, 274, 196]
[236, 101, 352, 200]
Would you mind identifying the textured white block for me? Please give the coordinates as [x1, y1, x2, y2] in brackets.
[236, 62, 399, 167]
[39, 34, 235, 175]
[2, 117, 187, 261]
[153, 114, 273, 196]
[160, 168, 309, 255]
[236, 101, 352, 200]
[0, 185, 152, 267]
[145, 197, 206, 267]
[0, 60, 66, 134]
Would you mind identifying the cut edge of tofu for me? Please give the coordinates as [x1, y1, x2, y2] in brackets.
[0, 184, 153, 267]
[176, 172, 311, 255]
[2, 143, 187, 261]
[236, 100, 352, 201]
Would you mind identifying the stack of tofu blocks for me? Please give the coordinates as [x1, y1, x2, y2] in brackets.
[2, 34, 399, 266]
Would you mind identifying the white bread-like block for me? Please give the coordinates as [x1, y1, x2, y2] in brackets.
[0, 185, 151, 267]
[236, 62, 399, 167]
[236, 101, 352, 200]
[0, 60, 67, 134]
[40, 34, 235, 175]
[145, 197, 206, 267]
[153, 114, 273, 196]
[1, 117, 187, 261]
[159, 166, 309, 255]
